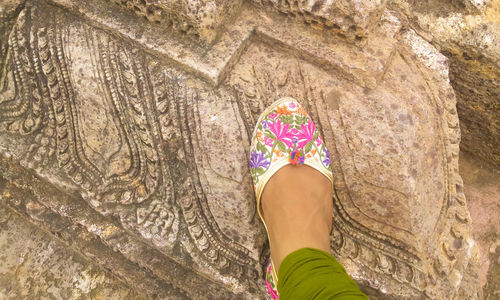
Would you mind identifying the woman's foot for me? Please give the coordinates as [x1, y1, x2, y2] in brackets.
[260, 164, 333, 274]
[248, 97, 333, 298]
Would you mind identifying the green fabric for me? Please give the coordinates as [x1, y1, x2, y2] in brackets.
[277, 248, 368, 300]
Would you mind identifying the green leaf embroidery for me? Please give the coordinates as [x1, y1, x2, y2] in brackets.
[296, 116, 308, 125]
[257, 142, 267, 154]
[277, 141, 287, 152]
[280, 115, 293, 124]
[264, 131, 276, 140]
[304, 141, 313, 154]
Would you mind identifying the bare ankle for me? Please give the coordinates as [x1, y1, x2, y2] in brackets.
[260, 165, 333, 272]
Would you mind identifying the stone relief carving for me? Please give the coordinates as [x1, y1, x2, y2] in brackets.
[249, 0, 387, 41]
[228, 33, 477, 298]
[0, 0, 481, 298]
[0, 2, 259, 294]
[105, 0, 242, 42]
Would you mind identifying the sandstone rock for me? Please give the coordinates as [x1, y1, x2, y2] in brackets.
[0, 203, 146, 299]
[0, 0, 487, 298]
[0, 0, 26, 80]
[248, 0, 387, 41]
[460, 151, 500, 298]
[105, 0, 241, 43]
[393, 0, 500, 168]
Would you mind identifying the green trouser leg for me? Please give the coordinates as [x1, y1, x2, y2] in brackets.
[277, 248, 369, 300]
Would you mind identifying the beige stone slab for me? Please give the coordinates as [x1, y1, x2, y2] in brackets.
[0, 203, 146, 300]
[47, 0, 399, 88]
[249, 0, 388, 40]
[0, 0, 486, 298]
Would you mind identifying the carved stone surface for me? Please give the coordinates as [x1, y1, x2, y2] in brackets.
[0, 203, 146, 299]
[393, 0, 500, 168]
[459, 151, 500, 298]
[104, 0, 242, 43]
[0, 0, 488, 299]
[249, 0, 387, 41]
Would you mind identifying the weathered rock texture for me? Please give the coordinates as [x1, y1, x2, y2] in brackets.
[0, 203, 146, 299]
[460, 152, 500, 299]
[392, 0, 500, 168]
[0, 0, 497, 298]
[106, 0, 242, 43]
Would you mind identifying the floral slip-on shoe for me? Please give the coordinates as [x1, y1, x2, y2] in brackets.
[249, 97, 333, 299]
[265, 258, 279, 300]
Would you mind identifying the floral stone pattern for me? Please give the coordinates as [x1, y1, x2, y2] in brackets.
[0, 0, 493, 299]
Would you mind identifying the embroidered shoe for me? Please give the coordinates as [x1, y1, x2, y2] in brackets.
[265, 258, 279, 300]
[249, 97, 333, 299]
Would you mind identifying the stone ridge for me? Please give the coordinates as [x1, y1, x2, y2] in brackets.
[249, 0, 388, 41]
[69, 0, 389, 43]
[47, 0, 398, 88]
[104, 0, 243, 43]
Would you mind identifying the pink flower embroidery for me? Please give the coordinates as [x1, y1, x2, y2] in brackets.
[268, 119, 294, 148]
[265, 264, 279, 299]
[267, 283, 279, 300]
[264, 136, 274, 147]
[268, 113, 278, 119]
[288, 102, 296, 109]
[296, 119, 316, 148]
[316, 137, 322, 146]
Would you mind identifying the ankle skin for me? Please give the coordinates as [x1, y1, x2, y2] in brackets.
[261, 165, 333, 273]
